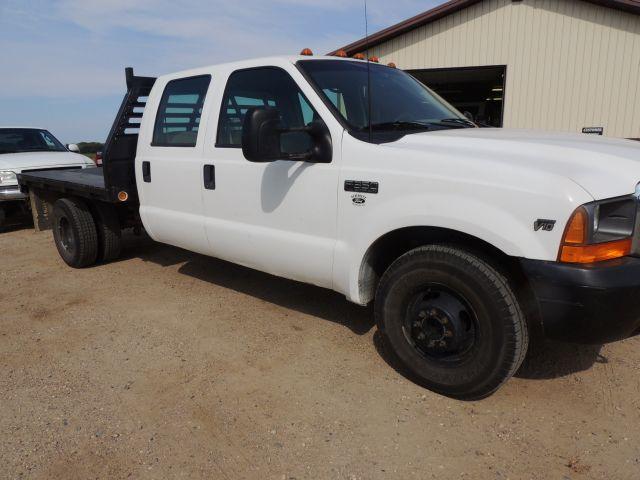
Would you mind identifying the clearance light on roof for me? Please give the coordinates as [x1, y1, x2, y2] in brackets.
[387, 62, 397, 68]
[334, 50, 348, 58]
[369, 56, 379, 63]
[353, 53, 366, 60]
[300, 48, 313, 56]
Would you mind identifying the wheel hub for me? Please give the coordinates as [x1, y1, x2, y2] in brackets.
[405, 286, 476, 360]
[57, 217, 74, 252]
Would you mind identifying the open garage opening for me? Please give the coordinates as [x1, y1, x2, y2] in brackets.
[409, 65, 506, 128]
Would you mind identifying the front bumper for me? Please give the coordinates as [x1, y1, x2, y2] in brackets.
[0, 185, 28, 201]
[521, 257, 640, 344]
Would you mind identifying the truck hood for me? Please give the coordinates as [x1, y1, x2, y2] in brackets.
[0, 151, 93, 172]
[390, 128, 640, 200]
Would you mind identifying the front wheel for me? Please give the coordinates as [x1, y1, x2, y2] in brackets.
[375, 245, 528, 400]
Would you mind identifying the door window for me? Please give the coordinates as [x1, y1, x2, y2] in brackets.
[152, 75, 211, 147]
[216, 67, 319, 148]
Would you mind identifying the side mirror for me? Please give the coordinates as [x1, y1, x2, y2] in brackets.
[67, 143, 80, 153]
[241, 108, 332, 163]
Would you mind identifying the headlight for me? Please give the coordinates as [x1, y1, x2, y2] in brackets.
[559, 196, 637, 263]
[0, 170, 17, 185]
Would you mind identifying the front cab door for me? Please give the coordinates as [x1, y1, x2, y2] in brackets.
[201, 65, 342, 288]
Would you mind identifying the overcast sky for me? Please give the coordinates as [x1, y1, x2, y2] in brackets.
[0, 0, 445, 143]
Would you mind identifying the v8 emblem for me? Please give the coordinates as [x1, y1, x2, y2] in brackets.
[534, 219, 556, 232]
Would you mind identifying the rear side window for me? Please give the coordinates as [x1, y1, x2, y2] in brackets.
[152, 75, 211, 147]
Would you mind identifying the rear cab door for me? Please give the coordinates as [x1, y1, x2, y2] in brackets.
[136, 72, 213, 254]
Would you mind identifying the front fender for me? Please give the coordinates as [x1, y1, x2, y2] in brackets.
[333, 187, 591, 305]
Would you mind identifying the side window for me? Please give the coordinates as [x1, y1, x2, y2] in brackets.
[152, 75, 211, 147]
[216, 67, 319, 148]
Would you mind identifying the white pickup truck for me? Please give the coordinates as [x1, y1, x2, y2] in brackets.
[18, 56, 640, 399]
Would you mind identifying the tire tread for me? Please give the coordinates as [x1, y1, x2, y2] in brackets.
[375, 244, 528, 400]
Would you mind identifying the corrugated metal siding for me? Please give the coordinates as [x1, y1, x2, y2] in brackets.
[368, 0, 640, 138]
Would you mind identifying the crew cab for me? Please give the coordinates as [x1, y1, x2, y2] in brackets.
[0, 127, 94, 225]
[18, 56, 640, 399]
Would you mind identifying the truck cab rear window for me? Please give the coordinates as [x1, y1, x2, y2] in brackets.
[152, 75, 211, 147]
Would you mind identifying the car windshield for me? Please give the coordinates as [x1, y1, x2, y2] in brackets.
[298, 60, 474, 140]
[0, 128, 67, 154]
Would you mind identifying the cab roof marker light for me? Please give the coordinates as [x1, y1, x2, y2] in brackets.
[387, 62, 397, 68]
[300, 48, 313, 56]
[353, 53, 366, 60]
[334, 50, 348, 58]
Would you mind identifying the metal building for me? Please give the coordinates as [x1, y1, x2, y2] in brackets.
[331, 0, 640, 138]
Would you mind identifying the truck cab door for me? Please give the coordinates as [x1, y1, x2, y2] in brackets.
[201, 66, 342, 288]
[136, 75, 212, 254]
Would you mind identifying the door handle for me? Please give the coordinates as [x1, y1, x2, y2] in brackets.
[142, 161, 151, 183]
[203, 164, 215, 190]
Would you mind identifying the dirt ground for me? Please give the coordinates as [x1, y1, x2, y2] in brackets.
[1, 221, 639, 480]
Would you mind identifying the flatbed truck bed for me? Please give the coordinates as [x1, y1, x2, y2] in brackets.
[19, 167, 108, 200]
[18, 68, 155, 231]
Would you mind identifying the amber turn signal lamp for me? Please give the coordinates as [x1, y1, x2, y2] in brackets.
[300, 48, 313, 56]
[118, 191, 129, 202]
[563, 207, 588, 245]
[353, 53, 366, 60]
[558, 207, 632, 263]
[334, 50, 348, 58]
[559, 239, 632, 264]
[387, 62, 397, 68]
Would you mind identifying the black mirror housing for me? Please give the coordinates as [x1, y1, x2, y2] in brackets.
[241, 108, 283, 162]
[241, 107, 332, 164]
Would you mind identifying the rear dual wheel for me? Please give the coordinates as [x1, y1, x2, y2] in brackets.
[375, 245, 528, 400]
[52, 198, 122, 268]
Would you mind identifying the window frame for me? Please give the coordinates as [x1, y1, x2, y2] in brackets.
[151, 74, 212, 148]
[215, 66, 320, 149]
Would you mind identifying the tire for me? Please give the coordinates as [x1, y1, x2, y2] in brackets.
[93, 203, 122, 263]
[0, 207, 5, 226]
[375, 245, 528, 400]
[52, 198, 98, 268]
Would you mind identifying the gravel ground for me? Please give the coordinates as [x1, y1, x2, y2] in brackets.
[1, 223, 639, 479]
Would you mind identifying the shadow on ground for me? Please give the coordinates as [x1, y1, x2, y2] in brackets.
[117, 234, 609, 384]
[123, 233, 374, 335]
[516, 340, 605, 380]
[0, 214, 32, 234]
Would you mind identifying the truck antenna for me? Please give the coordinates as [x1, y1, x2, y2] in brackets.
[364, 0, 372, 143]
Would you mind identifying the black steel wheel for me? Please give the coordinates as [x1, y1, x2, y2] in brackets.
[52, 198, 98, 268]
[375, 245, 528, 400]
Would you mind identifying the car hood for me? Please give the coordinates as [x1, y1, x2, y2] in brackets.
[0, 151, 92, 172]
[390, 128, 640, 200]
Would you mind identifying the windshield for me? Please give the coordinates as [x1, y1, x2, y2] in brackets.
[0, 128, 67, 154]
[298, 60, 474, 141]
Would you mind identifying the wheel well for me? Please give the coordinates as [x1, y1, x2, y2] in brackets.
[358, 226, 541, 335]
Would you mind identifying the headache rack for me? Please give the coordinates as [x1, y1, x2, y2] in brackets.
[102, 67, 156, 202]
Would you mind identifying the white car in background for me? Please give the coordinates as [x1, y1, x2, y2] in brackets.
[0, 127, 95, 225]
